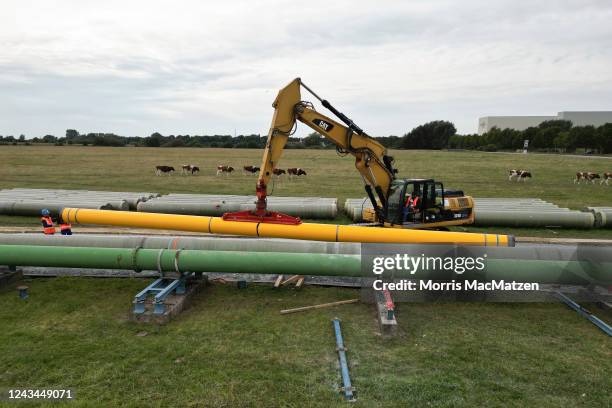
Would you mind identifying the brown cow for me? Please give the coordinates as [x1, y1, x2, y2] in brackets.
[601, 172, 611, 185]
[216, 165, 234, 176]
[287, 168, 307, 178]
[155, 165, 175, 176]
[243, 165, 260, 175]
[574, 172, 600, 184]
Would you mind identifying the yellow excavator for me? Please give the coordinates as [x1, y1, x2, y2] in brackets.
[223, 78, 475, 229]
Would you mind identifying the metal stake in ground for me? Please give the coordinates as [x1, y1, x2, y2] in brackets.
[332, 318, 355, 401]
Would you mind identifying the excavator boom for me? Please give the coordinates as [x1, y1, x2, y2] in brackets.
[223, 78, 396, 224]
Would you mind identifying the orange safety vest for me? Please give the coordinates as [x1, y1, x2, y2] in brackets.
[41, 216, 56, 235]
[60, 223, 72, 232]
[405, 196, 420, 209]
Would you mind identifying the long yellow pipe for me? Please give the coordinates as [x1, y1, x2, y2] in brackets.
[61, 208, 513, 246]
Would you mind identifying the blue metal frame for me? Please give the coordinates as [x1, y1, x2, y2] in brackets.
[556, 292, 612, 336]
[133, 275, 188, 315]
[332, 318, 355, 401]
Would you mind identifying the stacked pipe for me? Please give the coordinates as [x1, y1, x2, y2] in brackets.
[0, 233, 361, 255]
[582, 207, 612, 228]
[137, 194, 338, 219]
[0, 238, 610, 285]
[474, 198, 594, 229]
[0, 188, 159, 216]
[343, 197, 596, 228]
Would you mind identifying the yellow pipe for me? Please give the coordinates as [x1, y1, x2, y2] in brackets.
[61, 208, 513, 246]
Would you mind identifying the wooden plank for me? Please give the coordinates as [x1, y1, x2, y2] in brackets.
[274, 275, 283, 288]
[281, 275, 300, 286]
[280, 298, 359, 315]
[295, 276, 305, 288]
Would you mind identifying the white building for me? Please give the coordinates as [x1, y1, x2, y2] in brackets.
[478, 111, 612, 134]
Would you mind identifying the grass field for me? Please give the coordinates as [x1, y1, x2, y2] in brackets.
[0, 145, 611, 407]
[0, 145, 611, 237]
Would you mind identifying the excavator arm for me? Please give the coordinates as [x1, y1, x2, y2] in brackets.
[223, 78, 397, 224]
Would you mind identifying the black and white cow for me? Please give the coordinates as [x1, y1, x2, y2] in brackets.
[181, 164, 200, 175]
[243, 165, 260, 175]
[155, 165, 175, 176]
[508, 169, 532, 182]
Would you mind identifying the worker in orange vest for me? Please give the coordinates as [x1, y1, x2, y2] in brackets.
[59, 222, 72, 235]
[41, 209, 56, 235]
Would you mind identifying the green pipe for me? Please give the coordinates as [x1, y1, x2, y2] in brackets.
[0, 244, 610, 285]
[0, 245, 360, 277]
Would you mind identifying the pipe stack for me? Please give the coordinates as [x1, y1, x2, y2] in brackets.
[582, 207, 612, 228]
[137, 194, 338, 219]
[0, 188, 159, 216]
[474, 198, 594, 229]
[343, 197, 596, 228]
[0, 241, 610, 285]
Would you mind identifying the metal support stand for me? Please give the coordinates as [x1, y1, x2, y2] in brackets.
[556, 292, 612, 336]
[133, 274, 189, 315]
[375, 290, 398, 336]
[332, 318, 355, 401]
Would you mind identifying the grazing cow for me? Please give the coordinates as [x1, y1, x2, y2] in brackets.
[574, 172, 600, 184]
[181, 164, 200, 175]
[216, 165, 234, 176]
[508, 169, 531, 182]
[243, 165, 260, 175]
[601, 172, 611, 185]
[272, 168, 286, 176]
[155, 165, 175, 176]
[287, 168, 307, 178]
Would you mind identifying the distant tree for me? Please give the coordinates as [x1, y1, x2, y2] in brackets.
[145, 132, 163, 147]
[42, 134, 57, 143]
[65, 129, 79, 140]
[401, 121, 456, 149]
[538, 120, 572, 131]
[18, 134, 26, 142]
[303, 132, 323, 147]
[595, 123, 612, 154]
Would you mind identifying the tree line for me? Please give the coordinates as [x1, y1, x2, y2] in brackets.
[2, 120, 611, 153]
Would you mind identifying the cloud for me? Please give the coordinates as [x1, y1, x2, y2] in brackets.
[1, 0, 611, 137]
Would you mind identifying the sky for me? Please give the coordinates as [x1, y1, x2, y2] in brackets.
[1, 0, 611, 138]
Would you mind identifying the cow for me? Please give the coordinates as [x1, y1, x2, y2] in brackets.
[155, 165, 175, 176]
[272, 168, 286, 176]
[243, 165, 260, 175]
[601, 172, 611, 185]
[574, 172, 600, 184]
[287, 168, 307, 178]
[216, 165, 234, 176]
[508, 169, 531, 182]
[181, 164, 200, 175]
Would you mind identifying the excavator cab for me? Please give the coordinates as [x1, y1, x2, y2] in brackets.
[383, 179, 474, 229]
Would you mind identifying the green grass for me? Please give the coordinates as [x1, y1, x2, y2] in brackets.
[0, 278, 610, 407]
[1, 145, 611, 237]
[1, 146, 611, 406]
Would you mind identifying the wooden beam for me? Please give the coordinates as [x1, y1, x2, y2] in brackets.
[280, 298, 359, 315]
[281, 275, 300, 286]
[274, 275, 283, 288]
